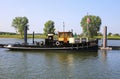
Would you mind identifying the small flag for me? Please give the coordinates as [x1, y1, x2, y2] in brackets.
[87, 17, 90, 24]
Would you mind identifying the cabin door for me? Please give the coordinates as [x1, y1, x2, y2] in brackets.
[64, 33, 68, 43]
[64, 38, 67, 43]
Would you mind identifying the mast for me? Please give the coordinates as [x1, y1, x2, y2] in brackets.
[86, 12, 90, 37]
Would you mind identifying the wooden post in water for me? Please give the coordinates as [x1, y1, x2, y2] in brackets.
[101, 26, 112, 50]
[24, 26, 27, 45]
[103, 26, 107, 48]
[33, 31, 35, 44]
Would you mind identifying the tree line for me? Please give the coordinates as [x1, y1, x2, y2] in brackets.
[0, 32, 16, 35]
[11, 15, 102, 38]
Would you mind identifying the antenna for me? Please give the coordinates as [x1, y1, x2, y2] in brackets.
[87, 12, 89, 16]
[63, 22, 65, 32]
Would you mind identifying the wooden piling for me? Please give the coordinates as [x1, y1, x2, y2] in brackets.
[24, 26, 27, 45]
[33, 31, 35, 44]
[100, 26, 112, 50]
[103, 26, 107, 48]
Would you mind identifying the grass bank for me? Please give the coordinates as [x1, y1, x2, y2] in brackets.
[0, 34, 47, 38]
[1, 34, 120, 40]
[0, 34, 58, 39]
[94, 36, 120, 40]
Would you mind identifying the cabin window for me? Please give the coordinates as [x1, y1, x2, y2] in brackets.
[64, 33, 67, 37]
[58, 32, 72, 38]
[82, 38, 86, 42]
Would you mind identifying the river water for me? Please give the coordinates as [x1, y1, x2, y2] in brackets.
[0, 38, 120, 79]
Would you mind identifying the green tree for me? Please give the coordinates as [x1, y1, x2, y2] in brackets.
[80, 15, 101, 38]
[97, 32, 103, 36]
[12, 17, 29, 38]
[43, 20, 55, 36]
[108, 32, 112, 36]
[113, 33, 119, 36]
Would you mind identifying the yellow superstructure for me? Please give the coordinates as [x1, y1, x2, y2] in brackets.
[58, 32, 73, 43]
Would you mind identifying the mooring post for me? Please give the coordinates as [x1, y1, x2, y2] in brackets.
[24, 26, 27, 45]
[33, 31, 35, 44]
[103, 26, 107, 48]
[101, 26, 112, 50]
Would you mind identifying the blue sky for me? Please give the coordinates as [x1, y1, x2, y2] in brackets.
[0, 0, 120, 34]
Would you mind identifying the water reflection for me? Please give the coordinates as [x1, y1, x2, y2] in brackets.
[100, 50, 107, 62]
[1, 48, 120, 79]
[2, 49, 116, 79]
[1, 50, 98, 79]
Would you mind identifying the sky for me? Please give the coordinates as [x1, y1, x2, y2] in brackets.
[0, 0, 120, 34]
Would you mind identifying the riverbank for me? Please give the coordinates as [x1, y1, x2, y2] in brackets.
[94, 36, 120, 40]
[0, 35, 120, 40]
[0, 34, 47, 38]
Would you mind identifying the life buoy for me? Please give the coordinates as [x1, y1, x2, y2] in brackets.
[40, 41, 44, 46]
[56, 41, 60, 46]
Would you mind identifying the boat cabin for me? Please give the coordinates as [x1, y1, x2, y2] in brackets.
[58, 32, 73, 43]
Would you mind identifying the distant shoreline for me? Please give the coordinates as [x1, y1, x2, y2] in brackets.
[0, 34, 47, 39]
[94, 36, 120, 40]
[0, 35, 120, 40]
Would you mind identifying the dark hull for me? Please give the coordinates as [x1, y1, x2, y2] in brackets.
[4, 39, 98, 52]
[5, 45, 98, 52]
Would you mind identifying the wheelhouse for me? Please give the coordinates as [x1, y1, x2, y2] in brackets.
[58, 32, 73, 43]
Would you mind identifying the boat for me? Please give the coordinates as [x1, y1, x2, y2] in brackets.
[4, 31, 98, 51]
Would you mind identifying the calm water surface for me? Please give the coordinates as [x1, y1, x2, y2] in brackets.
[0, 38, 120, 79]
